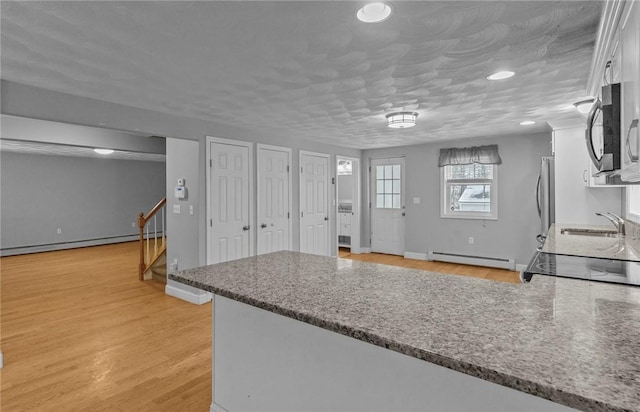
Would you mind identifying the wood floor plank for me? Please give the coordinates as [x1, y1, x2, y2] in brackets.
[1, 242, 212, 412]
[339, 248, 521, 283]
[1, 243, 518, 411]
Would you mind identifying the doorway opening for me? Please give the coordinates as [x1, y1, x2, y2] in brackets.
[336, 156, 360, 256]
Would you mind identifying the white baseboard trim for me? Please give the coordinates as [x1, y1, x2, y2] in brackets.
[211, 402, 229, 412]
[404, 252, 428, 260]
[0, 350, 3, 368]
[0, 234, 140, 257]
[165, 284, 212, 305]
[357, 247, 372, 254]
[348, 246, 362, 254]
[515, 264, 527, 273]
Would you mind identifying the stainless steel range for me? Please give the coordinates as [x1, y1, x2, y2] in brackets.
[522, 251, 640, 286]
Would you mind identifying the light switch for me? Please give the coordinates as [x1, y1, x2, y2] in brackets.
[173, 204, 181, 214]
[413, 197, 421, 204]
[189, 205, 194, 215]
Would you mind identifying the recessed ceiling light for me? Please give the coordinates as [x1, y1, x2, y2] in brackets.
[487, 71, 515, 80]
[386, 112, 418, 128]
[520, 120, 535, 126]
[94, 148, 114, 155]
[357, 3, 392, 23]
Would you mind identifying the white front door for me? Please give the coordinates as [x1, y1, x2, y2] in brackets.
[370, 157, 405, 255]
[257, 144, 291, 255]
[300, 151, 330, 256]
[208, 138, 252, 264]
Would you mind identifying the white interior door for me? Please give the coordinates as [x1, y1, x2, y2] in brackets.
[257, 144, 291, 255]
[300, 151, 330, 256]
[208, 138, 252, 264]
[370, 157, 405, 255]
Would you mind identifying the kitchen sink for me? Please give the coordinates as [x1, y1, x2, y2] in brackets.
[560, 228, 619, 237]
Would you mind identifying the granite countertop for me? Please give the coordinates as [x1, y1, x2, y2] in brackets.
[541, 223, 640, 261]
[170, 251, 640, 412]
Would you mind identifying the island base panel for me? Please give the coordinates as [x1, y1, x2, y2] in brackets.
[211, 295, 575, 412]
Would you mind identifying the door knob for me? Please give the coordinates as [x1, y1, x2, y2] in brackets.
[402, 212, 406, 216]
[260, 223, 267, 228]
[324, 217, 329, 221]
[242, 225, 250, 231]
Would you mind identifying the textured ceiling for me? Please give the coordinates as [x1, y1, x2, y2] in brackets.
[0, 139, 166, 162]
[0, 1, 601, 149]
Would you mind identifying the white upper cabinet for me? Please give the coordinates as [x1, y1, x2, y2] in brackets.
[587, 1, 640, 183]
[620, 1, 640, 172]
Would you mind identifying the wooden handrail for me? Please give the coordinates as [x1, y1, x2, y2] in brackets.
[141, 197, 167, 225]
[138, 197, 167, 281]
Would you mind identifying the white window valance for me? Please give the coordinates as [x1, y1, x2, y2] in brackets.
[438, 144, 502, 167]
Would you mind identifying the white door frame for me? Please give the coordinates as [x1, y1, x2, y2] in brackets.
[299, 150, 331, 255]
[206, 136, 254, 264]
[369, 156, 406, 256]
[335, 155, 361, 255]
[257, 143, 293, 253]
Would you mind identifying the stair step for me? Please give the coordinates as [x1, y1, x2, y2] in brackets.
[151, 270, 167, 283]
[143, 251, 167, 282]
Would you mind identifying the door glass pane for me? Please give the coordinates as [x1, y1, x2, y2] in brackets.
[392, 179, 400, 194]
[377, 194, 384, 208]
[392, 164, 400, 179]
[377, 180, 384, 195]
[392, 194, 400, 208]
[384, 165, 393, 179]
[385, 194, 393, 208]
[377, 165, 385, 179]
[384, 180, 393, 193]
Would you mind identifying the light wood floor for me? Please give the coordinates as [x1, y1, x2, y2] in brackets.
[1, 242, 212, 411]
[0, 243, 519, 412]
[339, 248, 521, 284]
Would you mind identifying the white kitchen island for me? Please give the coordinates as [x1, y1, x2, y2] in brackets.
[170, 251, 640, 412]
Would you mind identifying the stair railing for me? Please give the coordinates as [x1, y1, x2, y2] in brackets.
[138, 197, 167, 280]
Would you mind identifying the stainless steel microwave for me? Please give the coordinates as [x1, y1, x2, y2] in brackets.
[586, 83, 621, 172]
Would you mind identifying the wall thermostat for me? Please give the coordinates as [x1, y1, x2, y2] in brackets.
[175, 186, 186, 199]
[175, 178, 187, 199]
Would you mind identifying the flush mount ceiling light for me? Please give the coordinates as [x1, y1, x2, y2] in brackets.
[386, 112, 418, 128]
[94, 148, 114, 155]
[573, 98, 595, 114]
[487, 71, 515, 80]
[357, 2, 392, 23]
[520, 120, 536, 126]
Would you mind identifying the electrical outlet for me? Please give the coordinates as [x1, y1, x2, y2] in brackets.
[468, 237, 474, 244]
[57, 228, 62, 234]
[131, 222, 136, 228]
[170, 258, 178, 271]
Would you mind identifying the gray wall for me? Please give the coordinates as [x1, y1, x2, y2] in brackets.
[0, 151, 165, 255]
[361, 132, 553, 266]
[165, 137, 206, 296]
[1, 81, 360, 271]
[165, 138, 203, 271]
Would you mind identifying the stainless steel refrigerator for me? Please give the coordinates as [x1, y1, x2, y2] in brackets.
[535, 156, 555, 246]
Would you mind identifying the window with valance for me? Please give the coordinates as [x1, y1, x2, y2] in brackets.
[439, 145, 501, 220]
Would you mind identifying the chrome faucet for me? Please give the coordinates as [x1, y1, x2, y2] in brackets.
[595, 212, 625, 235]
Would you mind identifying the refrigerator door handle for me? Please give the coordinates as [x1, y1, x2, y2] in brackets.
[535, 173, 542, 218]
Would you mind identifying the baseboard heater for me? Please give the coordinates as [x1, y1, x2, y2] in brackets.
[427, 251, 515, 271]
